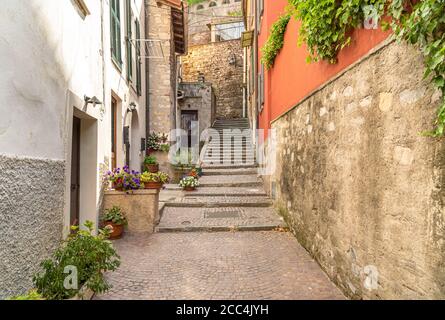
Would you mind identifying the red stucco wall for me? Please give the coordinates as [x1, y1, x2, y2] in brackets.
[258, 0, 390, 135]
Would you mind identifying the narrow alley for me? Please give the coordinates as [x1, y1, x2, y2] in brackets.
[96, 121, 344, 300]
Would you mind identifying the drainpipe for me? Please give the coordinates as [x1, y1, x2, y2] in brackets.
[144, 0, 150, 154]
[243, 46, 247, 118]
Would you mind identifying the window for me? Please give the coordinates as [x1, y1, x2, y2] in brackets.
[126, 0, 133, 81]
[222, 0, 230, 4]
[209, 1, 217, 7]
[197, 4, 204, 10]
[135, 20, 142, 96]
[110, 0, 122, 67]
[213, 22, 244, 42]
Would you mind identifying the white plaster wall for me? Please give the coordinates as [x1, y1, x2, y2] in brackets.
[0, 0, 146, 231]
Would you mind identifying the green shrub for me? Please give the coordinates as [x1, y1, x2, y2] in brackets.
[33, 221, 120, 300]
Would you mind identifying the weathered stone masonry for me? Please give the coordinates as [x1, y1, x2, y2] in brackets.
[0, 155, 65, 299]
[264, 41, 445, 299]
[182, 40, 243, 120]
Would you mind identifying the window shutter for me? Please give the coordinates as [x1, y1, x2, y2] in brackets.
[126, 0, 133, 81]
[136, 20, 142, 96]
[110, 0, 122, 66]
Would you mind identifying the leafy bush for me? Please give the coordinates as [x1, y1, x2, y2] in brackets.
[261, 14, 291, 69]
[102, 206, 128, 226]
[33, 221, 121, 300]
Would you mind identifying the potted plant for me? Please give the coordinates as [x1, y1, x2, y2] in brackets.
[146, 132, 161, 154]
[106, 166, 141, 191]
[188, 168, 199, 179]
[144, 156, 159, 173]
[179, 176, 200, 191]
[32, 221, 120, 300]
[141, 171, 170, 189]
[101, 206, 128, 240]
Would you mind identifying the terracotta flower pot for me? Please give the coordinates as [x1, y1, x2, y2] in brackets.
[145, 164, 159, 173]
[184, 186, 196, 192]
[144, 181, 163, 189]
[104, 222, 124, 240]
[147, 148, 157, 155]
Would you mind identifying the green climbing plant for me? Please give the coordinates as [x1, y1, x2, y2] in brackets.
[285, 0, 445, 136]
[385, 0, 445, 136]
[261, 14, 291, 69]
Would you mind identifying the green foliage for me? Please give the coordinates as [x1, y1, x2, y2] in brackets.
[8, 290, 44, 300]
[261, 14, 291, 69]
[386, 0, 445, 136]
[287, 0, 445, 136]
[147, 132, 169, 152]
[33, 221, 121, 300]
[102, 206, 128, 226]
[289, 0, 385, 63]
[141, 171, 170, 184]
[144, 155, 158, 165]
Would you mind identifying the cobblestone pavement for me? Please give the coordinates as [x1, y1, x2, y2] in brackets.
[95, 232, 344, 300]
[157, 207, 285, 232]
[166, 195, 272, 207]
[95, 121, 344, 300]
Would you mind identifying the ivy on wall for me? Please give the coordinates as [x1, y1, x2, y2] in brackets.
[262, 0, 445, 136]
[261, 14, 291, 69]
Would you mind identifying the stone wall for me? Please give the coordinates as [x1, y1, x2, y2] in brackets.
[182, 40, 243, 119]
[0, 155, 65, 299]
[148, 0, 176, 134]
[264, 41, 445, 299]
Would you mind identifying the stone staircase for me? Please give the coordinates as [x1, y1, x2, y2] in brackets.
[202, 118, 256, 167]
[157, 118, 285, 233]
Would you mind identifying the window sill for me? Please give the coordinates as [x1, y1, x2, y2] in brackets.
[111, 57, 123, 73]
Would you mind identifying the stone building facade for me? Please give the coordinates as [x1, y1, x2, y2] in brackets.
[182, 0, 244, 121]
[263, 41, 445, 299]
[147, 0, 184, 134]
[182, 40, 243, 119]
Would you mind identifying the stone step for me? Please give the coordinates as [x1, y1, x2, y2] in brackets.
[181, 186, 267, 196]
[201, 163, 258, 169]
[156, 207, 285, 233]
[201, 163, 257, 168]
[202, 168, 258, 175]
[164, 196, 272, 208]
[202, 161, 258, 169]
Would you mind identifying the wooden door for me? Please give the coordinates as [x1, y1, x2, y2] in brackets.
[70, 117, 81, 227]
[181, 111, 198, 148]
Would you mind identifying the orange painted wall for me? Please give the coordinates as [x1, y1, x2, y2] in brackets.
[258, 0, 390, 134]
